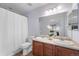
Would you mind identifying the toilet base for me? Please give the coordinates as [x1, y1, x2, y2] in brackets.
[22, 46, 32, 56]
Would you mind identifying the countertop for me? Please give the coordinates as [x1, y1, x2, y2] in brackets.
[33, 36, 79, 51]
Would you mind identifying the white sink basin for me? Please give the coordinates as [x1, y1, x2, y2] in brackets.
[52, 39, 75, 46]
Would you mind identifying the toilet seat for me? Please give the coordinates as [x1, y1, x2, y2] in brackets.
[21, 42, 31, 49]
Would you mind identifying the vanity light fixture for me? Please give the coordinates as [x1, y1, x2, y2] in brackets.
[52, 8, 56, 12]
[44, 9, 53, 16]
[49, 9, 53, 13]
[57, 5, 62, 10]
[44, 5, 62, 16]
[44, 10, 50, 16]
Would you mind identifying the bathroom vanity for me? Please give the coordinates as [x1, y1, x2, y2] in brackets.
[32, 37, 79, 56]
[32, 4, 79, 56]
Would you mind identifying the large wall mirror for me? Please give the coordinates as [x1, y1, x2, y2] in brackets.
[67, 4, 78, 31]
[39, 12, 67, 36]
[67, 4, 79, 43]
[39, 3, 78, 40]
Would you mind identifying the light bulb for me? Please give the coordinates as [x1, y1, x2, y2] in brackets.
[57, 5, 62, 10]
[52, 8, 56, 12]
[49, 9, 53, 13]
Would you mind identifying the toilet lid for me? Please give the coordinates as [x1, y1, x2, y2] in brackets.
[21, 42, 31, 48]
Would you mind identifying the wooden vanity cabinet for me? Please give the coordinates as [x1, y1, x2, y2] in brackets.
[74, 50, 79, 56]
[55, 46, 75, 56]
[33, 40, 79, 56]
[33, 41, 43, 56]
[61, 47, 75, 56]
[55, 46, 62, 56]
[33, 40, 56, 56]
[55, 45, 79, 56]
[43, 43, 53, 56]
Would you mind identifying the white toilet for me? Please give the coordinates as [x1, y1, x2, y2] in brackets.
[21, 42, 32, 56]
[21, 36, 33, 56]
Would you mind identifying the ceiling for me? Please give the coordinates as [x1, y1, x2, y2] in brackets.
[0, 3, 47, 16]
[0, 3, 75, 17]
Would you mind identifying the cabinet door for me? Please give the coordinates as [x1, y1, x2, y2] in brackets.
[55, 46, 75, 56]
[61, 48, 75, 56]
[72, 50, 79, 56]
[33, 41, 43, 56]
[44, 43, 53, 56]
[55, 46, 62, 56]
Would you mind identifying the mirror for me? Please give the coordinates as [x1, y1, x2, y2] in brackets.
[39, 12, 67, 36]
[39, 4, 79, 43]
[67, 4, 78, 30]
[66, 4, 79, 43]
[39, 3, 78, 42]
